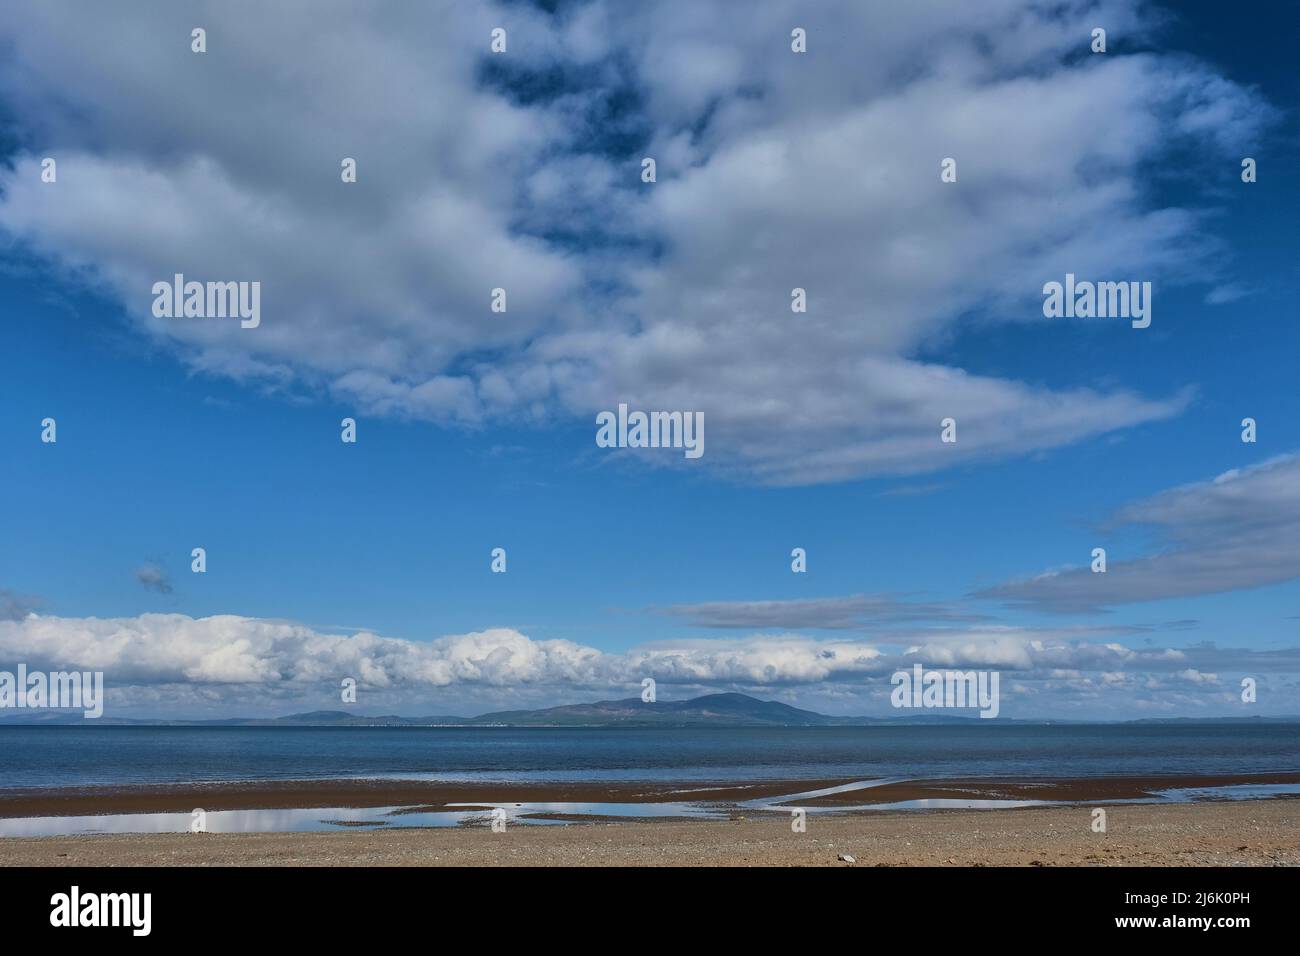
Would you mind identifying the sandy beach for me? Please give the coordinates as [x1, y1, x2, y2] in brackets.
[1, 774, 1297, 866]
[1, 798, 1296, 866]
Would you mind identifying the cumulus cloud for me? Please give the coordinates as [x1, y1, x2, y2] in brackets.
[0, 611, 1292, 718]
[0, 615, 603, 689]
[0, 0, 1271, 484]
[977, 453, 1300, 612]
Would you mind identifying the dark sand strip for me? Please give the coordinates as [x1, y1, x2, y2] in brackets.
[2, 772, 1299, 818]
[0, 778, 851, 817]
[787, 772, 1300, 806]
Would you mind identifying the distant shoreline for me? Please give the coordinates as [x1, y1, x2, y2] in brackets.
[3, 690, 1297, 728]
[4, 716, 1299, 727]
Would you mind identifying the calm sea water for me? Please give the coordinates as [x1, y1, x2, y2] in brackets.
[1, 723, 1298, 790]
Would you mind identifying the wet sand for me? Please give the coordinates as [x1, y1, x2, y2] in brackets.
[2, 799, 1296, 866]
[0, 778, 836, 817]
[794, 773, 1300, 805]
[3, 772, 1297, 818]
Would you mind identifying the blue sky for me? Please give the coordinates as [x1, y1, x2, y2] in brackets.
[1, 0, 1298, 719]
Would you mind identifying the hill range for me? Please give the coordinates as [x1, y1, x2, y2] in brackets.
[2, 692, 1296, 727]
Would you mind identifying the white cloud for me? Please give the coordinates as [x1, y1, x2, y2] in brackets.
[0, 1, 1273, 483]
[978, 453, 1300, 611]
[0, 611, 1291, 718]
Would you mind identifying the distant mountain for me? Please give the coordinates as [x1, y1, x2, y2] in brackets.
[474, 692, 836, 727]
[2, 693, 1298, 727]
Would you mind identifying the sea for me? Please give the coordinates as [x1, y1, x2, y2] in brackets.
[2, 723, 1298, 789]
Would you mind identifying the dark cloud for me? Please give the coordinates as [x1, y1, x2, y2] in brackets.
[656, 594, 991, 630]
[0, 588, 41, 621]
[134, 562, 173, 594]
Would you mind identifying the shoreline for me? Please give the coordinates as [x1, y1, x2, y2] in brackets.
[2, 800, 1296, 866]
[2, 771, 1298, 819]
